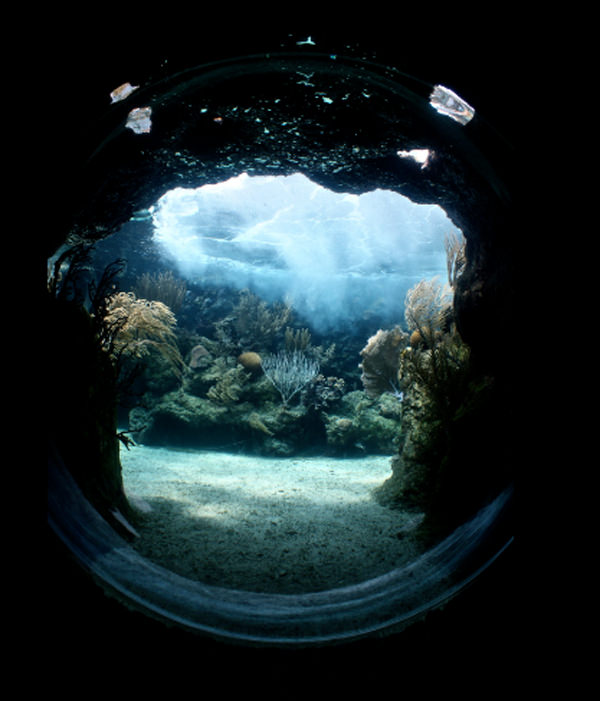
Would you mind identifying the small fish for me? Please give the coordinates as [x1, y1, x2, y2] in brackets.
[296, 36, 315, 46]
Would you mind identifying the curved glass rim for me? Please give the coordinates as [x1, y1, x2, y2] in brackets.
[48, 446, 513, 646]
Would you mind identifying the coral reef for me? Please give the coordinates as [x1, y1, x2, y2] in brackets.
[113, 274, 489, 476]
[119, 281, 407, 457]
[359, 326, 408, 398]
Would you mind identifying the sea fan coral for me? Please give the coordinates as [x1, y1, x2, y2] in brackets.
[404, 278, 453, 348]
[359, 326, 408, 398]
[101, 291, 184, 377]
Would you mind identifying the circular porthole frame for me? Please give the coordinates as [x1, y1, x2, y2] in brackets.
[46, 49, 516, 648]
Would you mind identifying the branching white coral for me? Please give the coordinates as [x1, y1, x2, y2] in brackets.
[262, 350, 320, 407]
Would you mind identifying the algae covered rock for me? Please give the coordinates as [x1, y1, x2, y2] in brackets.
[129, 389, 231, 446]
[324, 389, 403, 454]
[128, 386, 313, 453]
[257, 403, 312, 453]
[246, 411, 274, 436]
[324, 415, 359, 449]
[206, 364, 251, 405]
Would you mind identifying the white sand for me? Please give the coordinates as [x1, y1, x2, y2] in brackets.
[120, 445, 424, 594]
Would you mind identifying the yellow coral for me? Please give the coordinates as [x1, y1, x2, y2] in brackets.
[409, 329, 423, 348]
[237, 351, 262, 372]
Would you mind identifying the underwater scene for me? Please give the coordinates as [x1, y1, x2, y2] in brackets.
[48, 171, 479, 594]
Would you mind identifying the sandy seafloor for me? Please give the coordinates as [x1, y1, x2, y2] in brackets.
[120, 445, 425, 594]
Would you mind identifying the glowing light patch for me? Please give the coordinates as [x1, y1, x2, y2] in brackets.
[125, 106, 152, 134]
[149, 172, 461, 332]
[429, 85, 475, 125]
[397, 148, 432, 169]
[110, 82, 139, 103]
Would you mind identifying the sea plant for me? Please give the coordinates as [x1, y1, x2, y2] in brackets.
[261, 350, 320, 407]
[444, 230, 466, 290]
[214, 289, 292, 353]
[404, 277, 453, 348]
[284, 326, 311, 352]
[401, 277, 470, 428]
[133, 270, 188, 313]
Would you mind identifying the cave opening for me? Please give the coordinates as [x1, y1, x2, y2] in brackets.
[75, 169, 465, 593]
